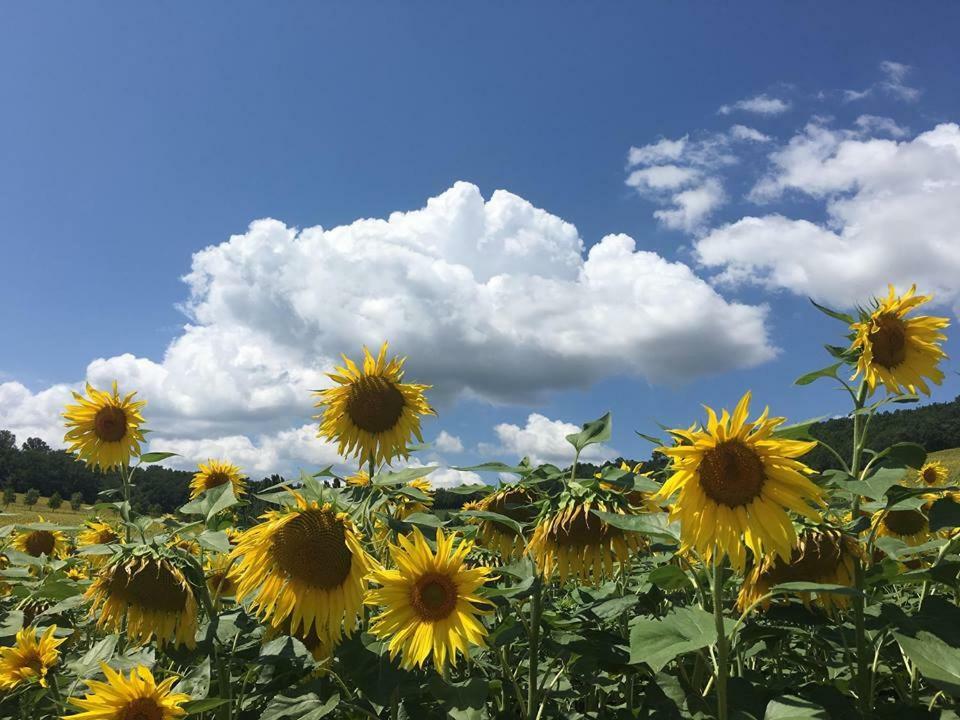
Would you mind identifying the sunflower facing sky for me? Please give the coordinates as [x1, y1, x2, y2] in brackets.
[11, 520, 69, 559]
[850, 285, 949, 397]
[654, 391, 824, 571]
[63, 381, 147, 470]
[0, 625, 65, 690]
[65, 663, 190, 720]
[231, 492, 373, 647]
[85, 555, 199, 648]
[367, 528, 493, 671]
[314, 342, 435, 466]
[190, 459, 246, 499]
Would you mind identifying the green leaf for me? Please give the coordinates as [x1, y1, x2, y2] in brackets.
[182, 698, 229, 715]
[459, 510, 523, 536]
[634, 431, 664, 446]
[178, 482, 238, 521]
[452, 462, 531, 475]
[591, 510, 680, 543]
[844, 468, 905, 500]
[773, 418, 825, 441]
[882, 442, 927, 469]
[764, 695, 829, 719]
[771, 581, 861, 597]
[566, 412, 612, 453]
[197, 530, 232, 554]
[260, 690, 339, 720]
[441, 484, 492, 496]
[400, 512, 445, 529]
[929, 496, 960, 531]
[810, 299, 855, 324]
[648, 564, 692, 591]
[629, 606, 717, 671]
[895, 631, 960, 697]
[174, 657, 210, 698]
[67, 635, 119, 678]
[138, 451, 179, 464]
[373, 466, 437, 485]
[794, 363, 842, 386]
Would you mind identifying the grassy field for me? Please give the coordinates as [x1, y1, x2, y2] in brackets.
[0, 493, 95, 527]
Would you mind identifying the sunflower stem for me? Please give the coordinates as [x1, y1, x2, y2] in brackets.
[526, 577, 543, 719]
[711, 557, 729, 720]
[849, 379, 872, 717]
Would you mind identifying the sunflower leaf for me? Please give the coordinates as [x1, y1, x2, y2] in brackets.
[137, 451, 179, 464]
[894, 631, 960, 697]
[458, 510, 523, 536]
[591, 510, 680, 543]
[810, 299, 855, 324]
[794, 363, 843, 386]
[629, 606, 719, 671]
[929, 496, 960, 531]
[566, 412, 612, 453]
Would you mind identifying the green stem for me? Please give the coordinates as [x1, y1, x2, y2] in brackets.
[527, 577, 543, 719]
[849, 379, 872, 717]
[712, 557, 729, 720]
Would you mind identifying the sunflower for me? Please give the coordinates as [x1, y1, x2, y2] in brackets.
[395, 477, 434, 519]
[76, 519, 121, 548]
[850, 285, 949, 397]
[654, 391, 824, 572]
[85, 555, 198, 648]
[231, 492, 373, 647]
[65, 663, 189, 720]
[346, 469, 372, 487]
[11, 520, 69, 559]
[63, 381, 146, 470]
[190, 459, 246, 499]
[871, 508, 932, 547]
[0, 625, 65, 690]
[205, 554, 239, 600]
[527, 501, 642, 584]
[598, 461, 661, 512]
[468, 486, 538, 561]
[737, 528, 860, 614]
[169, 535, 200, 556]
[314, 342, 435, 466]
[367, 528, 494, 671]
[916, 461, 950, 488]
[66, 564, 90, 581]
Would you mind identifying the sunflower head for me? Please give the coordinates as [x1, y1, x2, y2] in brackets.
[916, 461, 950, 488]
[314, 342, 435, 466]
[205, 553, 239, 600]
[737, 528, 861, 614]
[77, 519, 121, 547]
[230, 492, 374, 647]
[850, 285, 949, 397]
[367, 528, 494, 671]
[85, 554, 199, 648]
[11, 520, 69, 560]
[872, 507, 932, 547]
[469, 485, 538, 562]
[190, 459, 246, 500]
[63, 381, 147, 470]
[346, 469, 372, 487]
[654, 391, 824, 572]
[66, 564, 90, 582]
[66, 663, 190, 720]
[0, 625, 65, 690]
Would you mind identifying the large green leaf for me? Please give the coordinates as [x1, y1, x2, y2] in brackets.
[773, 418, 825, 441]
[591, 510, 680, 543]
[629, 606, 717, 671]
[764, 696, 829, 719]
[929, 496, 960, 531]
[178, 482, 238, 521]
[844, 468, 905, 500]
[458, 510, 523, 536]
[895, 631, 960, 697]
[260, 690, 339, 720]
[881, 442, 927, 469]
[794, 363, 842, 386]
[566, 412, 612, 453]
[452, 462, 531, 475]
[138, 451, 179, 464]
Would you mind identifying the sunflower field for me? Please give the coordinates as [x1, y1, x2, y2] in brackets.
[1, 284, 959, 720]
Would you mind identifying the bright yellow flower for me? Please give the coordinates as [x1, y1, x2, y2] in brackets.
[0, 625, 64, 690]
[205, 553, 239, 600]
[851, 285, 949, 396]
[76, 519, 121, 547]
[345, 469, 372, 487]
[367, 528, 494, 671]
[63, 381, 146, 470]
[916, 461, 950, 488]
[65, 663, 190, 720]
[654, 391, 824, 572]
[314, 342, 435, 466]
[66, 565, 89, 581]
[190, 459, 246, 499]
[11, 518, 69, 559]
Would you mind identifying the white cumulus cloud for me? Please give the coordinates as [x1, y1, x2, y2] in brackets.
[719, 94, 790, 116]
[486, 413, 618, 467]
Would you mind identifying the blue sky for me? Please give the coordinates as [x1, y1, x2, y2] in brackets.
[2, 3, 960, 482]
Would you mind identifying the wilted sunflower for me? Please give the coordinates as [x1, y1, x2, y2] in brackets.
[527, 501, 642, 584]
[654, 391, 824, 572]
[65, 663, 190, 720]
[737, 528, 860, 614]
[190, 459, 246, 499]
[12, 520, 69, 559]
[916, 461, 950, 488]
[367, 528, 493, 671]
[314, 342, 435, 466]
[205, 554, 239, 600]
[231, 492, 373, 646]
[0, 625, 65, 690]
[468, 486, 538, 561]
[86, 555, 198, 648]
[851, 285, 949, 396]
[63, 381, 146, 470]
[871, 508, 932, 547]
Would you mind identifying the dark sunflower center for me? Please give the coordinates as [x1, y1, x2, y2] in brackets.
[346, 376, 405, 434]
[883, 509, 927, 537]
[551, 510, 612, 548]
[271, 510, 353, 590]
[869, 314, 908, 369]
[97, 529, 120, 544]
[699, 440, 766, 507]
[122, 698, 163, 720]
[93, 406, 128, 443]
[922, 468, 941, 486]
[21, 653, 44, 678]
[24, 531, 56, 557]
[106, 560, 189, 613]
[410, 572, 458, 621]
[204, 472, 231, 488]
[776, 530, 844, 581]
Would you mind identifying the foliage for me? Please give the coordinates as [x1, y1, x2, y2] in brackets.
[23, 488, 39, 506]
[47, 492, 62, 510]
[69, 492, 83, 511]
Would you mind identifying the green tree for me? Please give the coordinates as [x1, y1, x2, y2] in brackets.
[24, 488, 39, 507]
[2, 486, 15, 506]
[48, 492, 63, 510]
[70, 492, 83, 511]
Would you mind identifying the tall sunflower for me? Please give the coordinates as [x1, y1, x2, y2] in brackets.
[314, 342, 435, 466]
[65, 663, 189, 720]
[468, 485, 538, 561]
[86, 555, 198, 648]
[737, 528, 860, 614]
[850, 285, 949, 396]
[527, 501, 642, 584]
[63, 381, 146, 470]
[231, 492, 373, 647]
[190, 459, 246, 499]
[0, 625, 65, 690]
[367, 528, 494, 671]
[11, 520, 69, 559]
[654, 391, 824, 572]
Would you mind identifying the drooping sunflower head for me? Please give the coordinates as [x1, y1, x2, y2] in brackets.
[63, 381, 146, 470]
[851, 285, 949, 397]
[871, 507, 932, 547]
[527, 500, 642, 584]
[77, 519, 121, 548]
[598, 461, 662, 512]
[65, 663, 190, 720]
[367, 528, 494, 671]
[737, 528, 861, 614]
[205, 554, 239, 600]
[916, 461, 950, 488]
[468, 485, 538, 562]
[190, 459, 246, 500]
[12, 520, 69, 559]
[85, 554, 199, 648]
[654, 391, 824, 572]
[0, 625, 65, 690]
[230, 492, 374, 647]
[314, 342, 435, 466]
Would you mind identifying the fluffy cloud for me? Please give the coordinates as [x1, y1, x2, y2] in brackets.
[486, 413, 618, 467]
[1, 183, 775, 474]
[434, 431, 464, 453]
[696, 121, 960, 311]
[845, 61, 921, 103]
[719, 94, 790, 116]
